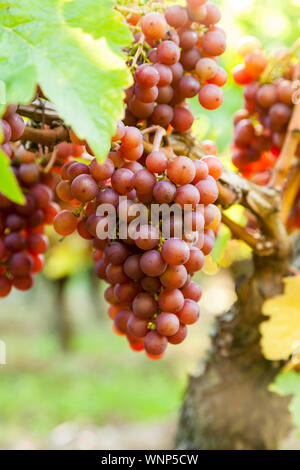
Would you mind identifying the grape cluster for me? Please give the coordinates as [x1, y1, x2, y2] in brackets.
[232, 36, 298, 185]
[0, 108, 59, 297]
[123, 0, 227, 135]
[1, 105, 26, 158]
[52, 0, 226, 359]
[0, 0, 225, 359]
[54, 120, 223, 359]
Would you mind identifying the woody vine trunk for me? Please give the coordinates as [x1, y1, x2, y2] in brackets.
[175, 253, 293, 450]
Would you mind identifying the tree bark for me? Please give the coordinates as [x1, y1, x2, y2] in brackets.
[176, 254, 293, 450]
[56, 276, 74, 352]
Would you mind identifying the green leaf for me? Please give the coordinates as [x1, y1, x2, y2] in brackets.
[211, 224, 231, 264]
[271, 371, 300, 437]
[0, 150, 25, 204]
[0, 80, 6, 106]
[62, 0, 133, 57]
[0, 0, 132, 160]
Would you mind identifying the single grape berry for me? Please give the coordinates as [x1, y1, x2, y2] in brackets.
[168, 324, 187, 344]
[201, 30, 226, 56]
[146, 151, 168, 174]
[171, 107, 194, 132]
[165, 5, 188, 28]
[140, 250, 167, 277]
[132, 292, 158, 318]
[167, 156, 196, 185]
[71, 174, 99, 202]
[156, 313, 180, 337]
[157, 41, 180, 66]
[144, 330, 168, 356]
[141, 13, 168, 41]
[198, 84, 224, 110]
[162, 238, 190, 265]
[54, 210, 78, 236]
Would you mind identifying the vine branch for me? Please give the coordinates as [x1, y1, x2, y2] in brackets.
[17, 103, 61, 124]
[21, 125, 69, 146]
[280, 163, 300, 224]
[221, 213, 273, 254]
[269, 102, 300, 188]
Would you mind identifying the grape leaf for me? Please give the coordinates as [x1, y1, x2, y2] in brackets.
[271, 371, 300, 437]
[0, 150, 25, 204]
[0, 0, 132, 160]
[260, 275, 300, 361]
[44, 231, 92, 279]
[62, 0, 132, 56]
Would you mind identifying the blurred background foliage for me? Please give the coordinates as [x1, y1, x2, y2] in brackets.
[0, 0, 299, 450]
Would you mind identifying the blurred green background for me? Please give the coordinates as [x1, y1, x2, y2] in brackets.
[0, 0, 299, 450]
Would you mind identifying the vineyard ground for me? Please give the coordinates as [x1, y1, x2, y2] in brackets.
[0, 268, 236, 449]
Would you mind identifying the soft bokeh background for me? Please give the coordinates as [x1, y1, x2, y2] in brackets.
[0, 0, 299, 450]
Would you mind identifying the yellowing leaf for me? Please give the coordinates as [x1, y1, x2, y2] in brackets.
[218, 239, 252, 268]
[202, 254, 219, 275]
[44, 230, 91, 279]
[260, 275, 300, 361]
[224, 204, 247, 227]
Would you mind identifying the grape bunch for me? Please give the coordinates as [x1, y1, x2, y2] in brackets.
[51, 0, 226, 359]
[54, 120, 223, 359]
[0, 108, 59, 297]
[232, 36, 298, 185]
[122, 0, 227, 136]
[0, 0, 225, 360]
[1, 105, 26, 159]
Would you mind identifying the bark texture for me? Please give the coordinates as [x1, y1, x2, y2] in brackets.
[56, 276, 74, 351]
[176, 254, 293, 450]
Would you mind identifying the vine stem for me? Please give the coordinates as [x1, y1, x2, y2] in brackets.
[221, 213, 273, 254]
[280, 164, 300, 223]
[17, 103, 61, 124]
[141, 125, 162, 135]
[130, 32, 145, 69]
[152, 127, 166, 151]
[44, 146, 57, 173]
[217, 181, 238, 208]
[142, 126, 166, 153]
[141, 125, 166, 152]
[21, 125, 69, 146]
[269, 101, 300, 189]
[142, 139, 154, 154]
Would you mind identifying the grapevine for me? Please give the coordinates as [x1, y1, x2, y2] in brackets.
[0, 0, 300, 450]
